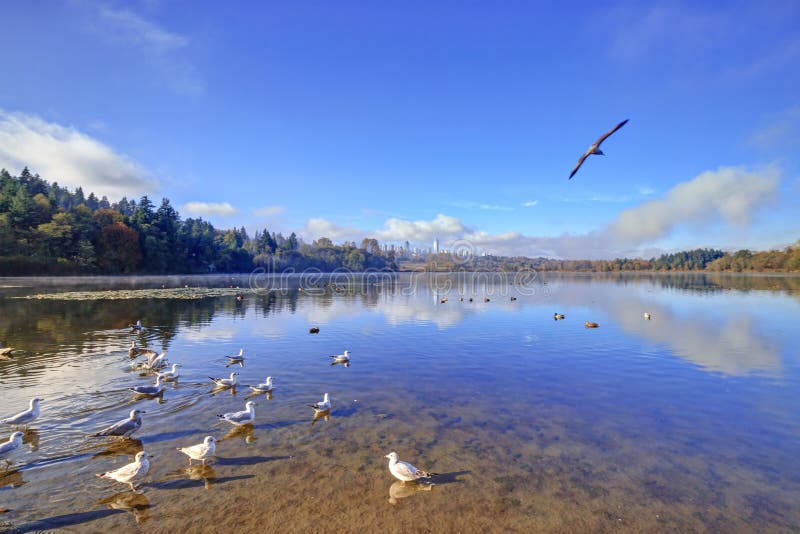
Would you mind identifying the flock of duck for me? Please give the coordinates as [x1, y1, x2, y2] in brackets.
[0, 319, 434, 498]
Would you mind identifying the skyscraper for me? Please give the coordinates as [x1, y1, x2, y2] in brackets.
[433, 238, 439, 254]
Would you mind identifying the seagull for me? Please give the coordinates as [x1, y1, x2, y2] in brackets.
[330, 350, 350, 364]
[144, 351, 168, 370]
[308, 393, 331, 412]
[217, 401, 255, 426]
[1, 398, 42, 429]
[385, 451, 437, 482]
[156, 363, 180, 382]
[129, 376, 164, 396]
[249, 376, 274, 393]
[225, 349, 245, 367]
[0, 432, 24, 467]
[177, 436, 216, 465]
[553, 313, 565, 320]
[94, 409, 145, 437]
[569, 119, 628, 179]
[209, 372, 238, 388]
[96, 451, 152, 491]
[643, 312, 652, 320]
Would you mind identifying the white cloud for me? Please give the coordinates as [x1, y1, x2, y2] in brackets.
[298, 166, 780, 259]
[253, 205, 286, 217]
[83, 4, 202, 95]
[522, 200, 539, 207]
[749, 105, 800, 151]
[0, 109, 158, 199]
[183, 202, 238, 217]
[608, 166, 779, 244]
[450, 201, 513, 211]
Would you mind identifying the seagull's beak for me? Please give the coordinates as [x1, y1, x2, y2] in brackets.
[385, 454, 391, 459]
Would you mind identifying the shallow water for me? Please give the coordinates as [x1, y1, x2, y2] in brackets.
[1, 272, 799, 532]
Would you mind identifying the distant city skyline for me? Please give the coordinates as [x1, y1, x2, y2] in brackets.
[1, 2, 798, 259]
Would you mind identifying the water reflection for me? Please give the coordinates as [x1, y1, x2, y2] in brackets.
[22, 429, 39, 452]
[220, 423, 256, 444]
[310, 409, 331, 426]
[91, 438, 143, 460]
[387, 480, 433, 505]
[182, 464, 217, 490]
[97, 490, 151, 524]
[0, 468, 26, 489]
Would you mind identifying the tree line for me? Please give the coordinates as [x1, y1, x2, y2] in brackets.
[0, 168, 393, 275]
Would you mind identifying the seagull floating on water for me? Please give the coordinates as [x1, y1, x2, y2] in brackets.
[225, 349, 245, 367]
[308, 393, 331, 412]
[569, 119, 628, 179]
[177, 436, 216, 465]
[249, 376, 274, 393]
[1, 398, 42, 429]
[97, 451, 152, 491]
[330, 350, 350, 364]
[553, 313, 566, 320]
[210, 372, 239, 388]
[156, 363, 180, 382]
[0, 432, 24, 467]
[94, 409, 145, 437]
[385, 451, 437, 482]
[643, 312, 652, 320]
[218, 401, 255, 426]
[130, 376, 164, 396]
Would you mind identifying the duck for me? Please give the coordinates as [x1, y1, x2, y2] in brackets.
[0, 344, 15, 359]
[553, 313, 565, 320]
[643, 312, 651, 320]
[585, 322, 600, 328]
[129, 320, 143, 333]
[484, 297, 490, 302]
[309, 327, 320, 334]
[510, 297, 517, 301]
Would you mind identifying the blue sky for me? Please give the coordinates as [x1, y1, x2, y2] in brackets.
[1, 1, 798, 258]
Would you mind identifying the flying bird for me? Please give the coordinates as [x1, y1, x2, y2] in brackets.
[569, 119, 628, 179]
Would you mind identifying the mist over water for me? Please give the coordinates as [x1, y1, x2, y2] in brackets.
[1, 273, 799, 532]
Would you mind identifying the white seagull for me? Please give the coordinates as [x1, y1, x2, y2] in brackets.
[225, 348, 245, 367]
[94, 409, 145, 437]
[330, 350, 350, 364]
[308, 392, 331, 412]
[569, 119, 628, 179]
[129, 376, 164, 396]
[385, 451, 437, 482]
[1, 397, 42, 429]
[643, 312, 652, 320]
[217, 401, 255, 426]
[209, 372, 238, 388]
[96, 451, 152, 491]
[249, 376, 274, 393]
[156, 363, 180, 381]
[0, 432, 24, 467]
[177, 436, 216, 465]
[144, 351, 168, 370]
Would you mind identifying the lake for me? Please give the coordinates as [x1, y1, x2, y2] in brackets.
[1, 272, 799, 532]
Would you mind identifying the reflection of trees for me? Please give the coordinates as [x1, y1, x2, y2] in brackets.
[541, 272, 800, 294]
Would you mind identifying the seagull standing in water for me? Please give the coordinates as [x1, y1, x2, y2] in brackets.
[94, 409, 145, 437]
[569, 119, 628, 179]
[218, 401, 255, 426]
[177, 436, 216, 465]
[96, 451, 152, 491]
[308, 393, 331, 412]
[385, 451, 437, 482]
[0, 432, 24, 468]
[1, 398, 42, 429]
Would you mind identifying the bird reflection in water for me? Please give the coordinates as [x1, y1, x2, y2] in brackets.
[220, 423, 256, 444]
[98, 490, 151, 524]
[245, 390, 273, 401]
[210, 385, 238, 397]
[92, 438, 144, 460]
[23, 428, 40, 452]
[184, 464, 217, 490]
[310, 409, 331, 426]
[388, 480, 434, 505]
[330, 360, 350, 368]
[0, 468, 26, 489]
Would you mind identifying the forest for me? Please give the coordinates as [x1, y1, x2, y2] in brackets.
[2, 168, 798, 275]
[0, 168, 393, 275]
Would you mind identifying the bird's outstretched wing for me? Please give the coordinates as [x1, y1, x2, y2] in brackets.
[569, 151, 590, 179]
[595, 119, 628, 147]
